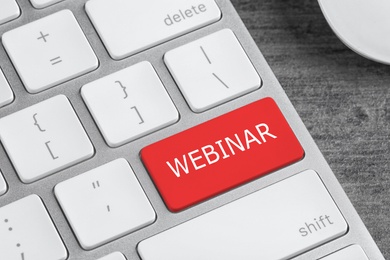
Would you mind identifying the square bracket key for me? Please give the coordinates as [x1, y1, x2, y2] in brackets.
[0, 95, 94, 183]
[82, 61, 178, 147]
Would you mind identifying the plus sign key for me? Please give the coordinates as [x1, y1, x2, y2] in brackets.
[37, 31, 50, 42]
[2, 10, 98, 93]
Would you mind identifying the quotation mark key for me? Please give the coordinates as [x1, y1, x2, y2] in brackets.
[50, 56, 62, 65]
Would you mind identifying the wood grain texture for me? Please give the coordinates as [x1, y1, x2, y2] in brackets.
[231, 0, 390, 257]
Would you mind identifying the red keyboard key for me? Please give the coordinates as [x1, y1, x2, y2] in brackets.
[141, 98, 304, 212]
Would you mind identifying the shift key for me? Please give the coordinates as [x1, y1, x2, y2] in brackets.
[141, 98, 305, 212]
[138, 170, 348, 260]
[86, 0, 222, 59]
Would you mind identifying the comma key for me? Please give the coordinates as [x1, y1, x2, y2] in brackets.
[55, 159, 156, 250]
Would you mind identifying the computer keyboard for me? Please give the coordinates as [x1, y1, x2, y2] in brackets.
[0, 0, 385, 260]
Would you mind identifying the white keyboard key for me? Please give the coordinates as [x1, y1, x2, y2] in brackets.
[82, 61, 178, 147]
[30, 0, 64, 9]
[86, 0, 221, 59]
[320, 245, 369, 260]
[165, 29, 261, 112]
[138, 170, 348, 260]
[0, 0, 20, 25]
[0, 69, 14, 108]
[55, 158, 156, 250]
[2, 10, 98, 93]
[97, 252, 126, 260]
[0, 195, 67, 260]
[0, 95, 94, 183]
[0, 170, 7, 196]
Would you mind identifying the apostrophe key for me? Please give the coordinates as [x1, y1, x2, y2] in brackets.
[55, 159, 156, 250]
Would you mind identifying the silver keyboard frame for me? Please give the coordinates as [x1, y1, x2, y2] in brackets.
[0, 0, 384, 259]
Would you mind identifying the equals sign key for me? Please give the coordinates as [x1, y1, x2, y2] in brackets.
[50, 56, 62, 65]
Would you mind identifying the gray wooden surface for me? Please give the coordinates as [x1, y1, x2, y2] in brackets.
[232, 0, 390, 258]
